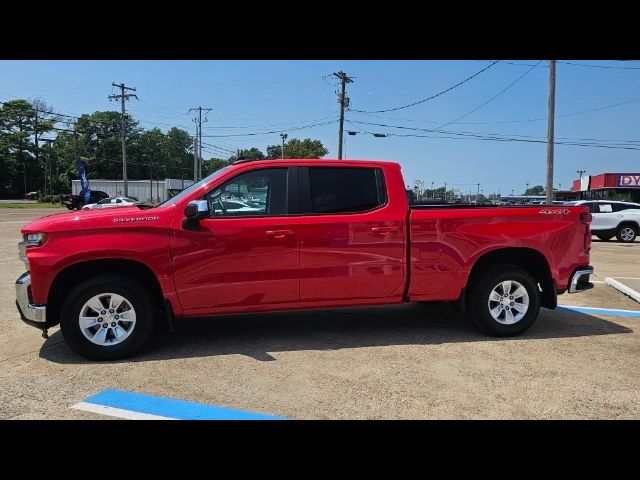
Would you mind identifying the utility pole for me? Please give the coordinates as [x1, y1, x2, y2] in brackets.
[34, 110, 39, 196]
[40, 139, 55, 200]
[333, 71, 353, 160]
[546, 60, 556, 205]
[476, 183, 480, 204]
[189, 107, 212, 180]
[193, 136, 198, 181]
[108, 83, 138, 197]
[280, 133, 288, 159]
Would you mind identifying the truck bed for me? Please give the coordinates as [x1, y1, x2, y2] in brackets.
[407, 205, 590, 302]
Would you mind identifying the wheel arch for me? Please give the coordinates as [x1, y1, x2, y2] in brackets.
[46, 258, 164, 327]
[466, 247, 555, 309]
[618, 220, 639, 233]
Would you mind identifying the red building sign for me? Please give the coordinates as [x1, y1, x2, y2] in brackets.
[618, 175, 640, 187]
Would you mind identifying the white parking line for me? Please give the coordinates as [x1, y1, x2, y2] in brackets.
[605, 277, 640, 303]
[72, 402, 175, 420]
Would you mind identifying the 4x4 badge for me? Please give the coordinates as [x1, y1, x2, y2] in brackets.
[539, 209, 569, 215]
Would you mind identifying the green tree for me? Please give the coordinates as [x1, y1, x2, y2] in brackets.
[524, 185, 545, 196]
[227, 147, 264, 162]
[202, 158, 230, 177]
[266, 138, 328, 159]
[0, 99, 55, 196]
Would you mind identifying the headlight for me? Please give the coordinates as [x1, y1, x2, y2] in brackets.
[24, 233, 48, 246]
[19, 233, 48, 268]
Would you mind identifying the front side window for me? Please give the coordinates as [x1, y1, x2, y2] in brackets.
[204, 168, 288, 217]
[307, 167, 385, 214]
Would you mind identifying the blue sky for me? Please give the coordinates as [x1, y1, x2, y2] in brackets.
[1, 60, 639, 195]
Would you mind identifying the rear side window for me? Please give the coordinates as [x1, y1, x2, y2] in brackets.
[614, 203, 640, 212]
[597, 203, 613, 213]
[307, 167, 385, 214]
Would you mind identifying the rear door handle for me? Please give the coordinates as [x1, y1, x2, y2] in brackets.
[371, 226, 398, 234]
[266, 229, 294, 239]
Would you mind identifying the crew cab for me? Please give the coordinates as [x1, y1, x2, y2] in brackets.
[16, 160, 594, 360]
[564, 200, 640, 243]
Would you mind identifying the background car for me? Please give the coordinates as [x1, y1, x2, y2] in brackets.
[82, 197, 138, 210]
[564, 200, 640, 242]
[63, 190, 109, 210]
[220, 199, 263, 214]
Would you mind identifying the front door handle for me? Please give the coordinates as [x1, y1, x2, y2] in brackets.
[266, 229, 294, 239]
[371, 226, 398, 234]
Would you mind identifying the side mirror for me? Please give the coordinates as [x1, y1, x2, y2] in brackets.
[182, 200, 210, 230]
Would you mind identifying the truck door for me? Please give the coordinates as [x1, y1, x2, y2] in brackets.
[298, 166, 406, 304]
[171, 167, 300, 313]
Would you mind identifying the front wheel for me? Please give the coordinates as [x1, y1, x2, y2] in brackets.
[468, 265, 541, 336]
[616, 224, 637, 243]
[60, 275, 156, 360]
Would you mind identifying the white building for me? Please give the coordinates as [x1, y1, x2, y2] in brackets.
[72, 178, 195, 203]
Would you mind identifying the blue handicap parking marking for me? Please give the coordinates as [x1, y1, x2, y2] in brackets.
[81, 389, 285, 420]
[553, 305, 640, 318]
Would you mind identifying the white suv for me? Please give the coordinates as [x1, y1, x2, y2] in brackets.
[564, 200, 640, 243]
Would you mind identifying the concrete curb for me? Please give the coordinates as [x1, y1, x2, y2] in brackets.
[605, 277, 640, 304]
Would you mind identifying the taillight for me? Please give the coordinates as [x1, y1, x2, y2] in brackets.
[580, 212, 592, 252]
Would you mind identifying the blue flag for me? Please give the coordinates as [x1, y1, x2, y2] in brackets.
[76, 159, 91, 204]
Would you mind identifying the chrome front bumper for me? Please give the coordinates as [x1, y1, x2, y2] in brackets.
[568, 267, 594, 294]
[15, 272, 47, 324]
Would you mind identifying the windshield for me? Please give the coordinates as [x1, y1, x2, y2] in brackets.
[155, 166, 231, 208]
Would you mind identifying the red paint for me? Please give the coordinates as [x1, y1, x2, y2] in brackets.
[21, 159, 591, 320]
[571, 179, 581, 192]
[589, 174, 607, 189]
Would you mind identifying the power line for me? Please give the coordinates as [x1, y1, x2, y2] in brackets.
[345, 119, 640, 145]
[557, 61, 640, 70]
[350, 96, 640, 125]
[351, 60, 501, 114]
[435, 61, 542, 129]
[199, 141, 236, 154]
[201, 119, 337, 138]
[347, 125, 640, 151]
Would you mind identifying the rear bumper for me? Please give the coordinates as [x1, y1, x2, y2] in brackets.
[15, 272, 47, 328]
[568, 266, 594, 294]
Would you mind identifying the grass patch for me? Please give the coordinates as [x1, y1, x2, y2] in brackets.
[0, 203, 65, 209]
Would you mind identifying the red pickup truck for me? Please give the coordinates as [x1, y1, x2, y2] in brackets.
[16, 159, 594, 360]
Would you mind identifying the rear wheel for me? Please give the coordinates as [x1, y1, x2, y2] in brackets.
[468, 265, 541, 336]
[60, 275, 156, 360]
[616, 224, 637, 243]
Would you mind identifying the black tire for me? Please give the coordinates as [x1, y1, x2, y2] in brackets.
[596, 234, 613, 241]
[616, 224, 637, 243]
[60, 275, 156, 360]
[468, 265, 541, 337]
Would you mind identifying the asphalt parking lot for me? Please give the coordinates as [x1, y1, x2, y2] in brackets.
[1, 208, 639, 419]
